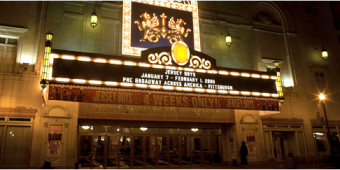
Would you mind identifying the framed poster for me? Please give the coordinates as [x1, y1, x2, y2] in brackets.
[46, 124, 63, 158]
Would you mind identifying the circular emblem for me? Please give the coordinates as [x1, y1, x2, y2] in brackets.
[171, 41, 190, 66]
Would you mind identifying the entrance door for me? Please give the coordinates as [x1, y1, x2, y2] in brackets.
[78, 135, 105, 169]
[133, 136, 144, 167]
[180, 136, 191, 167]
[191, 137, 202, 166]
[79, 136, 92, 168]
[157, 136, 169, 167]
[169, 136, 179, 167]
[145, 136, 157, 168]
[119, 136, 131, 168]
[107, 136, 119, 168]
[92, 136, 105, 168]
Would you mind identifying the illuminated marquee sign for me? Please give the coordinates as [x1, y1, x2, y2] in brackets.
[122, 0, 200, 56]
[48, 48, 278, 99]
[48, 86, 281, 111]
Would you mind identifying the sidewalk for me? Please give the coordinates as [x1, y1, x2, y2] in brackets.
[189, 162, 336, 169]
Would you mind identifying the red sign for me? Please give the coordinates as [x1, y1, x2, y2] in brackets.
[49, 86, 280, 111]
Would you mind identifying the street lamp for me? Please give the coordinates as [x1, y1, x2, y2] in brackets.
[319, 93, 334, 162]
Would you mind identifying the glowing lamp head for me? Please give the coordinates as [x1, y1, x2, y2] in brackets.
[171, 41, 190, 65]
[91, 11, 98, 28]
[321, 48, 328, 60]
[191, 128, 198, 132]
[46, 31, 53, 41]
[82, 126, 90, 130]
[273, 60, 280, 67]
[140, 127, 148, 131]
[319, 93, 325, 100]
[226, 33, 232, 46]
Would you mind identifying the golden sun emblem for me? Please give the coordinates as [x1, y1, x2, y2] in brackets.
[171, 41, 190, 65]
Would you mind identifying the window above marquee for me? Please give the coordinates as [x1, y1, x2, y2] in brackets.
[0, 25, 28, 73]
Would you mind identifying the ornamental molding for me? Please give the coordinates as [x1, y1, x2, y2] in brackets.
[0, 107, 37, 117]
[261, 117, 303, 125]
[0, 25, 28, 37]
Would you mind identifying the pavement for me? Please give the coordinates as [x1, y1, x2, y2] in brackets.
[189, 162, 337, 169]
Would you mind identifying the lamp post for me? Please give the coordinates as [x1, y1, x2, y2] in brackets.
[40, 31, 53, 89]
[319, 93, 333, 163]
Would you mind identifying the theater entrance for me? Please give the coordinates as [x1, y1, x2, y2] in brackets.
[77, 120, 223, 168]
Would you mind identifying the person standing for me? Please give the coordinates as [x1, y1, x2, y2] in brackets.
[240, 141, 248, 167]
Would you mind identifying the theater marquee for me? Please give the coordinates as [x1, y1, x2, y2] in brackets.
[49, 86, 280, 111]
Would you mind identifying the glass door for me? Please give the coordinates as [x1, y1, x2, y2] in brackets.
[212, 136, 222, 164]
[180, 136, 191, 167]
[107, 136, 119, 168]
[157, 136, 169, 167]
[169, 136, 179, 167]
[202, 136, 212, 165]
[191, 137, 202, 166]
[119, 136, 131, 168]
[145, 136, 157, 168]
[92, 136, 105, 168]
[79, 136, 92, 168]
[133, 136, 144, 167]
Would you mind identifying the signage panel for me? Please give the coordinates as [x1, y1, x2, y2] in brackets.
[49, 86, 281, 111]
[131, 2, 194, 49]
[51, 58, 277, 93]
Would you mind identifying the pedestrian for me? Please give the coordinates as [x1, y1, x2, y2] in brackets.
[240, 141, 248, 167]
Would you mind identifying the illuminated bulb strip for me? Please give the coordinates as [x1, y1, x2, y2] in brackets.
[241, 73, 250, 77]
[183, 87, 193, 91]
[110, 60, 122, 65]
[176, 87, 183, 91]
[206, 89, 216, 93]
[94, 58, 107, 63]
[241, 91, 251, 95]
[73, 79, 86, 83]
[261, 75, 270, 79]
[150, 85, 161, 89]
[152, 65, 164, 69]
[262, 93, 271, 97]
[230, 72, 240, 76]
[251, 74, 261, 78]
[184, 68, 195, 72]
[218, 90, 228, 94]
[62, 55, 75, 60]
[124, 61, 136, 66]
[50, 54, 59, 64]
[78, 57, 91, 62]
[136, 84, 148, 88]
[196, 69, 206, 73]
[48, 68, 52, 80]
[56, 78, 70, 82]
[207, 70, 217, 74]
[230, 91, 240, 95]
[165, 66, 176, 70]
[271, 76, 277, 80]
[89, 80, 102, 84]
[219, 71, 229, 75]
[51, 53, 59, 59]
[139, 63, 150, 67]
[121, 82, 133, 87]
[271, 94, 279, 97]
[252, 92, 261, 96]
[195, 88, 205, 93]
[163, 86, 174, 90]
[105, 81, 118, 86]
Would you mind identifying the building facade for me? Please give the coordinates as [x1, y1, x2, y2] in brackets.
[0, 1, 339, 168]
